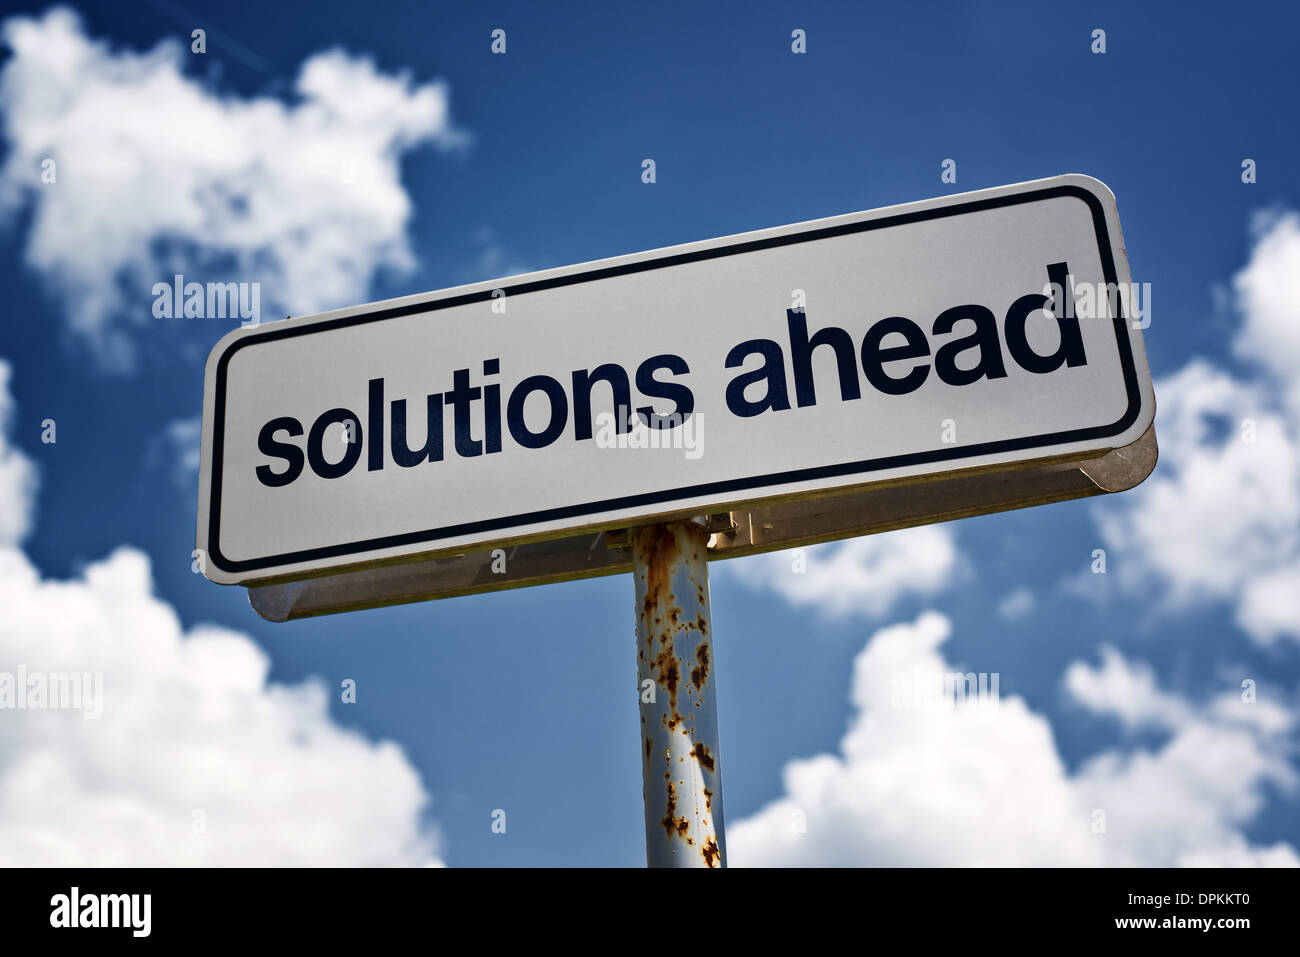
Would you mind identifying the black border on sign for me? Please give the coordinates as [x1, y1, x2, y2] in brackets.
[208, 184, 1142, 574]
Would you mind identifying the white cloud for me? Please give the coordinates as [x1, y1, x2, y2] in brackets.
[1234, 209, 1300, 415]
[1095, 361, 1298, 609]
[1063, 646, 1189, 730]
[1238, 562, 1300, 647]
[0, 361, 36, 546]
[0, 358, 442, 865]
[0, 7, 461, 370]
[1071, 697, 1296, 868]
[729, 612, 1297, 867]
[1090, 210, 1300, 645]
[718, 525, 959, 619]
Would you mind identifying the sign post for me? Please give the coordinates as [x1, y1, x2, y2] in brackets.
[633, 520, 726, 867]
[197, 174, 1159, 868]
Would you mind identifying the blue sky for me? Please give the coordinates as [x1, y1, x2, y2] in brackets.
[0, 0, 1298, 866]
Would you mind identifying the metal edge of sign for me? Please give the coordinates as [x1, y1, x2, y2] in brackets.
[201, 173, 1155, 587]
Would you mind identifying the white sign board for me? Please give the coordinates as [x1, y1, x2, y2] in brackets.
[198, 175, 1154, 586]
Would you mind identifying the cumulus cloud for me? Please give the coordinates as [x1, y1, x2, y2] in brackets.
[729, 612, 1297, 867]
[0, 361, 36, 546]
[1090, 212, 1300, 645]
[1063, 647, 1188, 730]
[0, 7, 461, 370]
[1095, 361, 1298, 610]
[0, 358, 441, 865]
[718, 525, 960, 619]
[1068, 665, 1297, 868]
[1234, 210, 1300, 415]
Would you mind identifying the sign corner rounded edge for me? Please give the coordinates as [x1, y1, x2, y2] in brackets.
[1054, 173, 1118, 208]
[204, 322, 259, 376]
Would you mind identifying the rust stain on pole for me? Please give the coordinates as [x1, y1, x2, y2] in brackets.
[633, 519, 726, 868]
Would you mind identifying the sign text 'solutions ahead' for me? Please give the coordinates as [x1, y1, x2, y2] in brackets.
[198, 175, 1154, 584]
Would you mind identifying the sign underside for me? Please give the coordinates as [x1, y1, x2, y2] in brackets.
[248, 423, 1156, 620]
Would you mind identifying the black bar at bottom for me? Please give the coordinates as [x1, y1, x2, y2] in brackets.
[0, 866, 1287, 944]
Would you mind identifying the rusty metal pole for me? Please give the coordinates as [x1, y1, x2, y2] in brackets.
[632, 519, 726, 868]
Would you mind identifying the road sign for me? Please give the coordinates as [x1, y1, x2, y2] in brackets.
[197, 174, 1156, 591]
